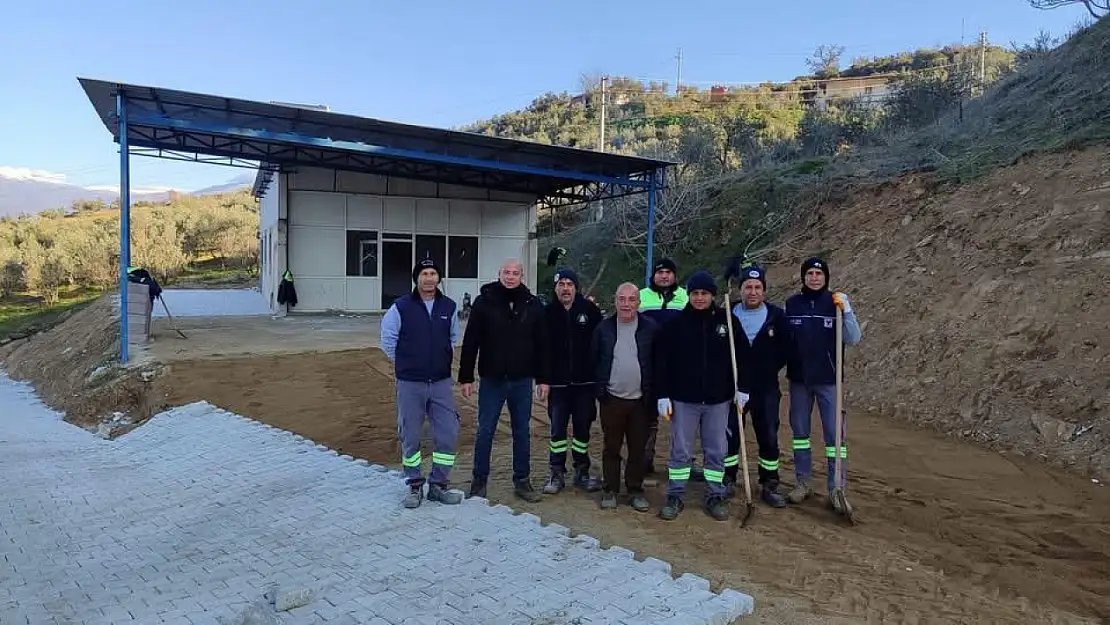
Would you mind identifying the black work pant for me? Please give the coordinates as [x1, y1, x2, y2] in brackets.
[725, 390, 781, 486]
[547, 385, 597, 474]
[600, 394, 650, 494]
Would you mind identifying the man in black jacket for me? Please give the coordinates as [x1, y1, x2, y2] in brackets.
[654, 271, 747, 522]
[725, 264, 790, 508]
[591, 282, 658, 512]
[458, 258, 549, 503]
[542, 269, 604, 495]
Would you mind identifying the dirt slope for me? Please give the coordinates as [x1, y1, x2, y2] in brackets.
[765, 145, 1110, 479]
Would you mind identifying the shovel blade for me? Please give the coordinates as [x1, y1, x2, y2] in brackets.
[832, 489, 856, 525]
[739, 502, 756, 528]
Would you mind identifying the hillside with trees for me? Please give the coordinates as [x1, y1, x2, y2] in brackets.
[0, 191, 258, 338]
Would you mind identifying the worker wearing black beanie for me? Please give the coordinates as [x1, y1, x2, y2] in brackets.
[782, 256, 863, 514]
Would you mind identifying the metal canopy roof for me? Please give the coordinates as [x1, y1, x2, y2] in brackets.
[78, 77, 673, 207]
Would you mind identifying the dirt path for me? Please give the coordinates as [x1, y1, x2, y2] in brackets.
[154, 348, 1110, 624]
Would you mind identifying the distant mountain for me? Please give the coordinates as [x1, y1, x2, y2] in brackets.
[0, 167, 255, 218]
[190, 172, 255, 196]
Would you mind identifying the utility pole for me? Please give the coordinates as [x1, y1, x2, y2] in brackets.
[675, 47, 683, 95]
[595, 75, 609, 223]
[978, 31, 987, 94]
[598, 75, 608, 152]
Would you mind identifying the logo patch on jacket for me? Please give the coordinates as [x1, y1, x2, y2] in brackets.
[716, 324, 727, 337]
[576, 313, 588, 324]
[768, 327, 775, 337]
[824, 318, 835, 328]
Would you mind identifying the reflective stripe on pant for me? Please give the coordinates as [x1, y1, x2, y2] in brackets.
[724, 390, 781, 485]
[547, 384, 597, 473]
[396, 378, 460, 487]
[787, 381, 847, 491]
[472, 377, 534, 484]
[667, 400, 729, 500]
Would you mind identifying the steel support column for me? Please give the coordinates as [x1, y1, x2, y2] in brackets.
[645, 170, 657, 286]
[117, 91, 131, 364]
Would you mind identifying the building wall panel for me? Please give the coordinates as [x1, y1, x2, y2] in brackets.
[289, 191, 345, 227]
[347, 196, 383, 229]
[383, 198, 416, 231]
[415, 199, 448, 233]
[288, 226, 345, 278]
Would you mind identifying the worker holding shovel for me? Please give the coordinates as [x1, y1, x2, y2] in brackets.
[723, 262, 791, 509]
[784, 257, 862, 518]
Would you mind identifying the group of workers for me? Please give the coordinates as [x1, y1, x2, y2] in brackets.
[380, 253, 862, 520]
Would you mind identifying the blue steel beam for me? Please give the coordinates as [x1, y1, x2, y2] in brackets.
[121, 113, 654, 190]
[645, 171, 658, 286]
[117, 92, 131, 364]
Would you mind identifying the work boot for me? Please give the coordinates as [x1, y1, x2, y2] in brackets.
[704, 496, 730, 521]
[629, 493, 650, 513]
[659, 496, 684, 521]
[542, 471, 565, 495]
[514, 479, 543, 503]
[723, 474, 737, 499]
[467, 479, 487, 500]
[761, 483, 788, 509]
[427, 483, 463, 505]
[600, 491, 618, 510]
[787, 479, 813, 504]
[573, 468, 602, 493]
[402, 485, 423, 509]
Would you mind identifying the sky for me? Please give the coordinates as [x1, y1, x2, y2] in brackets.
[0, 0, 1089, 193]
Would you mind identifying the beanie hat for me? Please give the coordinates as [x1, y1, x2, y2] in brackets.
[553, 268, 580, 289]
[800, 257, 829, 282]
[412, 258, 442, 283]
[652, 258, 677, 274]
[685, 270, 718, 296]
[740, 265, 767, 288]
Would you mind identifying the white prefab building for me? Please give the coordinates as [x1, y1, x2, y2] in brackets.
[256, 167, 541, 314]
[78, 76, 672, 354]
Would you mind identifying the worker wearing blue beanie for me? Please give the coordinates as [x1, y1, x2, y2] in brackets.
[652, 270, 746, 522]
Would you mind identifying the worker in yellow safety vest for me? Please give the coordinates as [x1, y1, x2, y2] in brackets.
[637, 258, 688, 483]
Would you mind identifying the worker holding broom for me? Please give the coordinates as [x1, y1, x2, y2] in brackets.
[724, 261, 791, 509]
[653, 271, 747, 522]
[784, 257, 863, 516]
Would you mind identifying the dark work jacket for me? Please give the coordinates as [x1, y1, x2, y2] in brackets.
[732, 302, 790, 394]
[591, 313, 658, 401]
[785, 289, 841, 386]
[654, 303, 746, 405]
[458, 281, 549, 384]
[393, 290, 456, 383]
[545, 295, 603, 387]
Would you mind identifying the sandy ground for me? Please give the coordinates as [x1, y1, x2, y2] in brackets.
[141, 314, 382, 363]
[150, 347, 1110, 625]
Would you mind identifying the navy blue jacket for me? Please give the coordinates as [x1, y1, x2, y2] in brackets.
[393, 291, 457, 383]
[785, 289, 842, 386]
[545, 295, 603, 386]
[733, 303, 791, 394]
[654, 303, 747, 405]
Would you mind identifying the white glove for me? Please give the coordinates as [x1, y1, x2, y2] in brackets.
[833, 292, 852, 313]
[734, 391, 749, 408]
[656, 398, 673, 420]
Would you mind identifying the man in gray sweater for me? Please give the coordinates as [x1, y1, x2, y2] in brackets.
[590, 282, 659, 512]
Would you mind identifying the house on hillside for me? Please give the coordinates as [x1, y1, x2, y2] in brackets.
[805, 75, 895, 110]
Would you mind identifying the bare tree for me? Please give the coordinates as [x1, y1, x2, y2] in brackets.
[1029, 0, 1108, 18]
[806, 44, 846, 78]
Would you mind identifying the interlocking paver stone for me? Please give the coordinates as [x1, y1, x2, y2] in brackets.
[0, 375, 755, 624]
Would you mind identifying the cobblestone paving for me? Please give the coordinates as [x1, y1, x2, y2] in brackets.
[0, 376, 754, 624]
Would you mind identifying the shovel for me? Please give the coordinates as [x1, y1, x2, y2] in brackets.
[157, 296, 188, 339]
[831, 304, 856, 524]
[723, 286, 756, 527]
